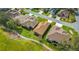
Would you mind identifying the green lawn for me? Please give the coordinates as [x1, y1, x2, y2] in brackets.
[62, 25, 78, 36]
[0, 28, 47, 51]
[21, 27, 40, 40]
[36, 17, 48, 22]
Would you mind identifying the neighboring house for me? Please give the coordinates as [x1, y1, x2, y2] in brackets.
[14, 15, 38, 29]
[57, 10, 70, 19]
[33, 22, 50, 38]
[47, 26, 70, 43]
[7, 8, 21, 18]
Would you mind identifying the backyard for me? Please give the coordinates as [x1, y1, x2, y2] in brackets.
[0, 28, 47, 51]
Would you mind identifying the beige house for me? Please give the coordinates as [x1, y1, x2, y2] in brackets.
[47, 26, 70, 43]
[14, 15, 38, 29]
[33, 22, 50, 38]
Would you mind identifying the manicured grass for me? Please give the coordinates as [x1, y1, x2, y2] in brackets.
[36, 17, 48, 22]
[62, 25, 78, 36]
[21, 27, 40, 40]
[0, 28, 47, 51]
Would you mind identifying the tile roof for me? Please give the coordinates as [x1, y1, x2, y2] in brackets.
[33, 21, 50, 36]
[47, 26, 70, 43]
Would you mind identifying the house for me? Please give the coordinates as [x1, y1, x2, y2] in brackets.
[14, 15, 38, 29]
[47, 26, 70, 43]
[57, 9, 70, 19]
[33, 22, 50, 38]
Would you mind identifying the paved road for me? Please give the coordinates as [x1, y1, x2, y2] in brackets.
[16, 33, 53, 51]
[25, 9, 79, 33]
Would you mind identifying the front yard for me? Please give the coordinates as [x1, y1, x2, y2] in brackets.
[60, 13, 76, 23]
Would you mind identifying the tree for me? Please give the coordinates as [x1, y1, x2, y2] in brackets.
[6, 19, 23, 34]
[0, 11, 22, 33]
[20, 9, 26, 15]
[0, 11, 10, 26]
[6, 20, 16, 30]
